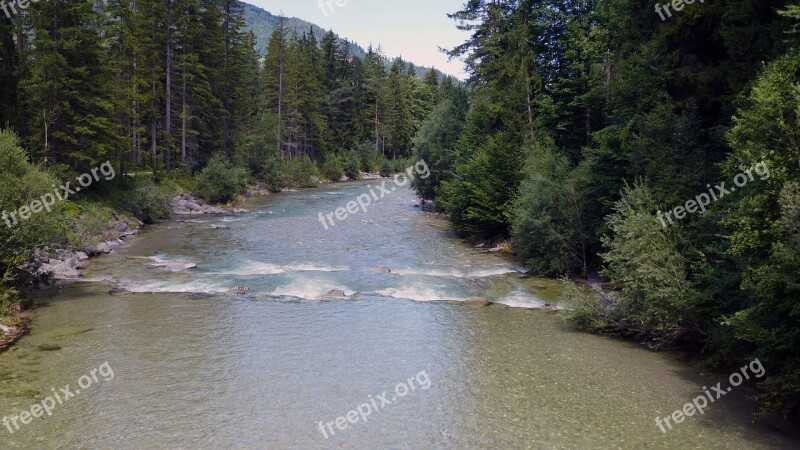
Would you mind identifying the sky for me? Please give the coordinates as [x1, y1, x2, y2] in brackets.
[245, 0, 470, 79]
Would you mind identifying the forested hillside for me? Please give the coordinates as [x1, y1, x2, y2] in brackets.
[241, 3, 364, 58]
[412, 1, 799, 419]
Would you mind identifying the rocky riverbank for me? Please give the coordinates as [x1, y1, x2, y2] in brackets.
[0, 192, 254, 354]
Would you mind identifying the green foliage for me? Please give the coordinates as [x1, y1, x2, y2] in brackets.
[411, 86, 468, 201]
[511, 140, 591, 276]
[713, 51, 800, 418]
[321, 154, 345, 182]
[283, 156, 320, 188]
[343, 150, 362, 180]
[561, 281, 623, 333]
[0, 130, 69, 308]
[124, 179, 169, 224]
[195, 154, 250, 204]
[353, 141, 381, 172]
[379, 158, 393, 178]
[0, 130, 69, 269]
[260, 154, 286, 193]
[439, 134, 522, 238]
[600, 181, 702, 349]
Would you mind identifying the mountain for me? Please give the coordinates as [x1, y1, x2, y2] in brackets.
[241, 2, 365, 58]
[241, 2, 436, 79]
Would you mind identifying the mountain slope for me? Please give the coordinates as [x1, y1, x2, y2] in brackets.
[241, 2, 434, 78]
[242, 2, 365, 58]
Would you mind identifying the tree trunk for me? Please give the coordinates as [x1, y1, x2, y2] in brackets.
[164, 0, 173, 172]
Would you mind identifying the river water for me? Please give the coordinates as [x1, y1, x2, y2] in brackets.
[0, 181, 797, 449]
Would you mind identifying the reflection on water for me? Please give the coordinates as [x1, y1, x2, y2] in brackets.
[0, 182, 796, 449]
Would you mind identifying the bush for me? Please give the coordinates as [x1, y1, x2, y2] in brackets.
[284, 155, 320, 188]
[599, 181, 702, 349]
[354, 141, 381, 172]
[124, 179, 169, 224]
[195, 154, 249, 203]
[321, 154, 344, 182]
[379, 158, 393, 178]
[0, 130, 69, 306]
[343, 150, 361, 180]
[260, 154, 286, 193]
[510, 142, 591, 277]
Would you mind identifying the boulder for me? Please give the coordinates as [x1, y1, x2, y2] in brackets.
[95, 241, 114, 254]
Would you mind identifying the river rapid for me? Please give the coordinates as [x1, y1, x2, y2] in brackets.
[0, 181, 797, 449]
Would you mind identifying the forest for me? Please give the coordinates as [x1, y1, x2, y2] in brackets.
[1, 0, 799, 423]
[410, 0, 800, 419]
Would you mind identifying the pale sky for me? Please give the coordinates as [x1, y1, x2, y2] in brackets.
[244, 0, 470, 79]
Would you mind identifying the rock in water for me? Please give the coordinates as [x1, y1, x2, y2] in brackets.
[320, 289, 348, 300]
[228, 286, 252, 295]
[464, 299, 491, 307]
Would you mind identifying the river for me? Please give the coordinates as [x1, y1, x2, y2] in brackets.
[0, 181, 797, 449]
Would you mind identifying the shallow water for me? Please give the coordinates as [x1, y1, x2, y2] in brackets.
[0, 182, 797, 448]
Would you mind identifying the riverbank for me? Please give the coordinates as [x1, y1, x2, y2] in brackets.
[0, 188, 263, 355]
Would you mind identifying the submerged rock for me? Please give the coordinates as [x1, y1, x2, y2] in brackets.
[320, 289, 348, 300]
[228, 286, 252, 295]
[464, 299, 492, 307]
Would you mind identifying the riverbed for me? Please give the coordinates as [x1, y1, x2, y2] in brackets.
[0, 181, 796, 448]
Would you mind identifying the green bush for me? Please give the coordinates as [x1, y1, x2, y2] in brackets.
[343, 150, 361, 180]
[321, 154, 345, 182]
[379, 158, 393, 178]
[354, 141, 381, 172]
[195, 154, 250, 203]
[124, 179, 169, 224]
[599, 181, 702, 349]
[284, 155, 320, 188]
[0, 130, 69, 305]
[260, 154, 286, 192]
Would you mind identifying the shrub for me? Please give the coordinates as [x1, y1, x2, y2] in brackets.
[379, 158, 393, 178]
[343, 150, 361, 180]
[195, 154, 249, 203]
[124, 179, 169, 224]
[354, 141, 381, 172]
[260, 154, 286, 192]
[0, 130, 69, 306]
[599, 181, 702, 349]
[284, 155, 320, 188]
[321, 154, 345, 182]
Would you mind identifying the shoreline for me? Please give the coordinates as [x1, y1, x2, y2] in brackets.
[0, 174, 389, 355]
[0, 188, 268, 355]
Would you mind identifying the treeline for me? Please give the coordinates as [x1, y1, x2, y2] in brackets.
[413, 1, 800, 418]
[0, 0, 456, 178]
